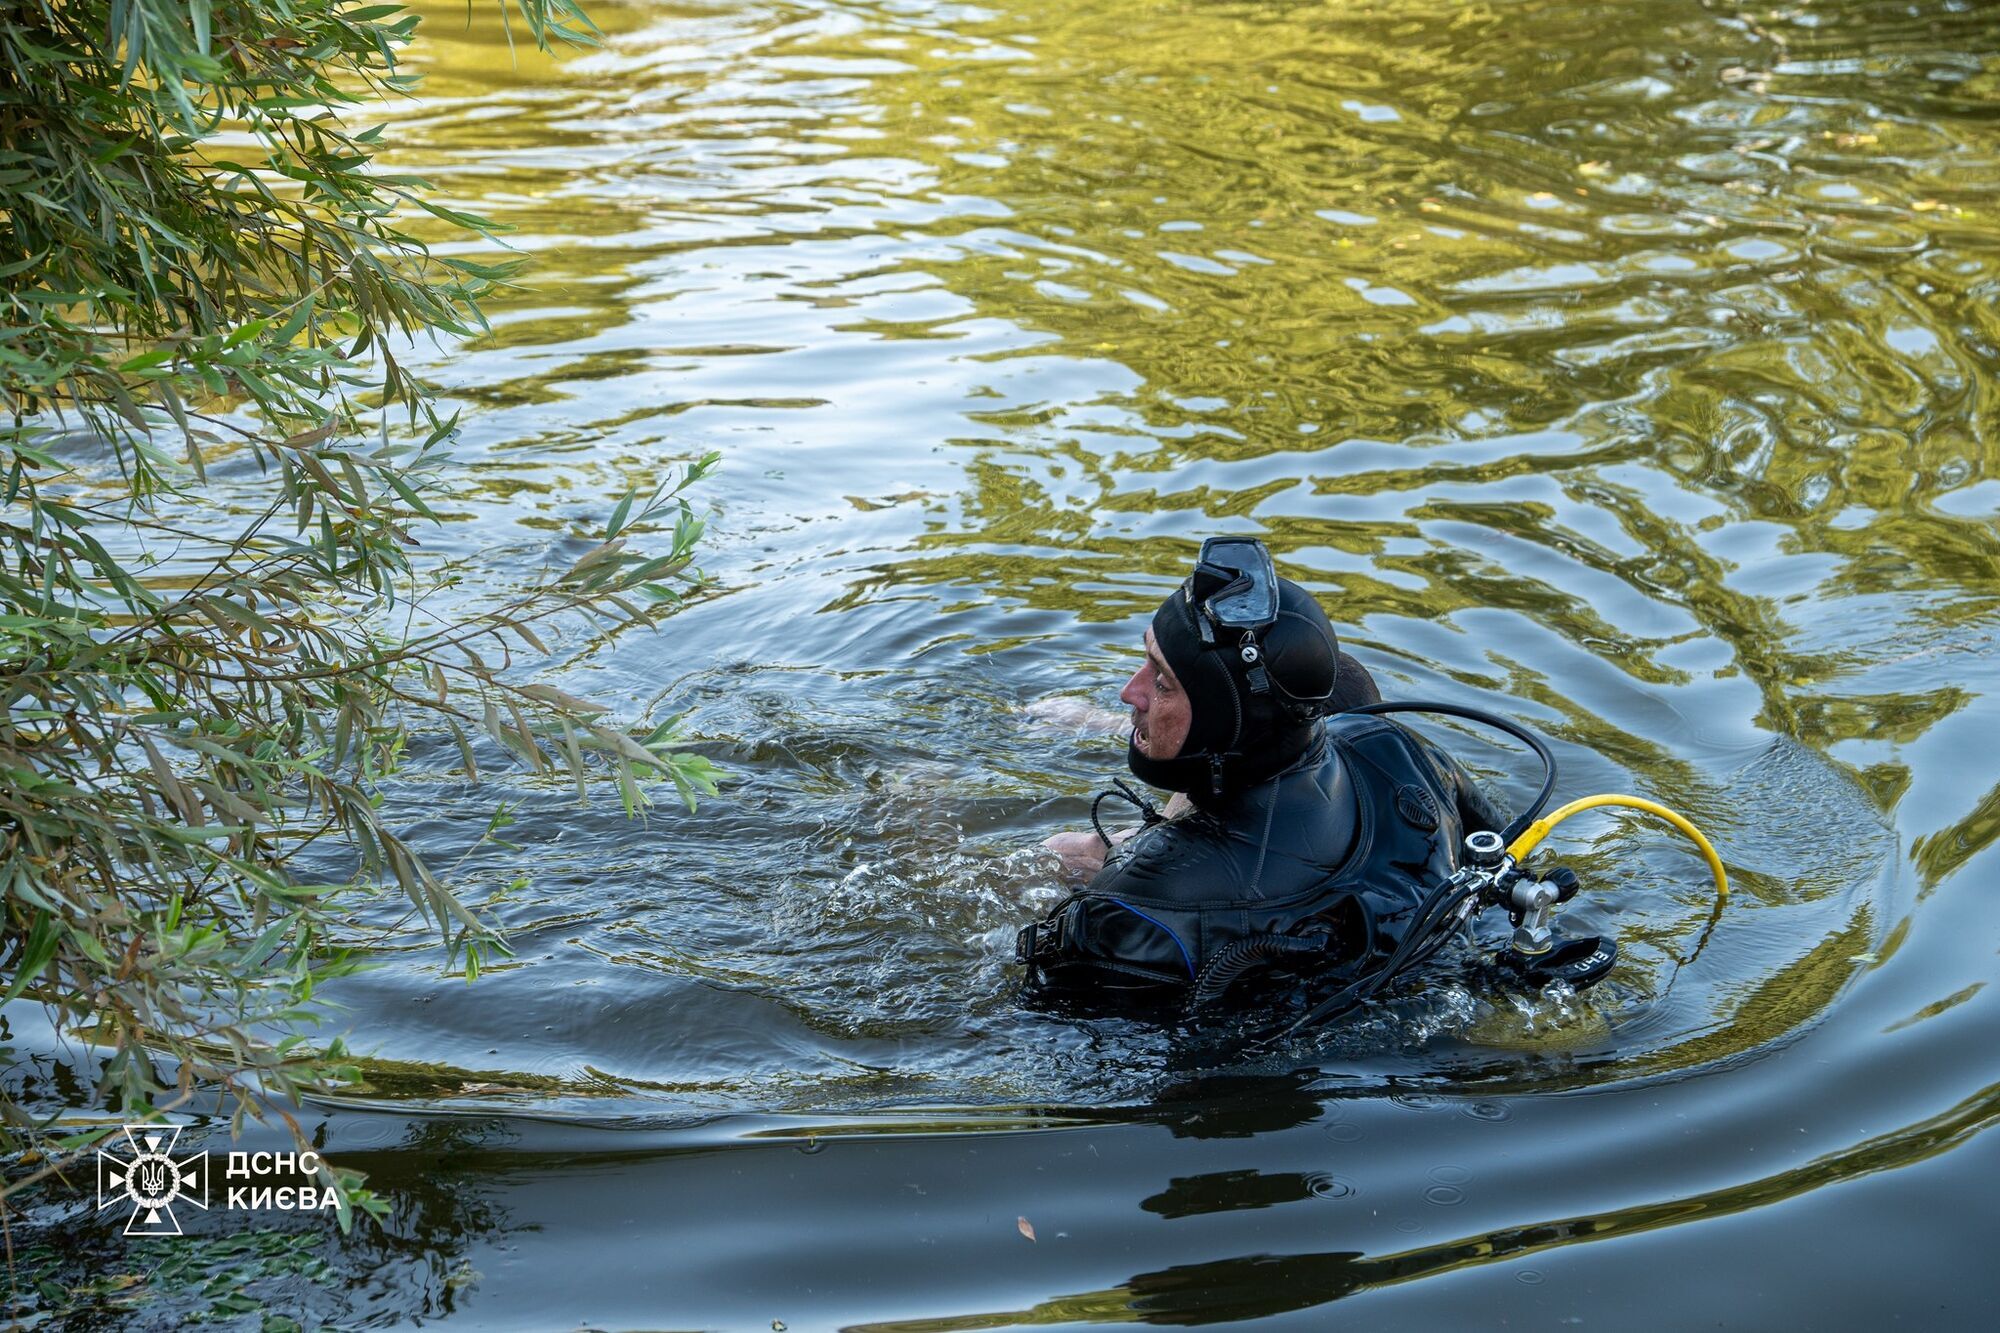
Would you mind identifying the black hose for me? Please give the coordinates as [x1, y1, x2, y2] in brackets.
[1186, 932, 1329, 1013]
[1089, 778, 1164, 850]
[1346, 700, 1558, 845]
[1276, 873, 1481, 1037]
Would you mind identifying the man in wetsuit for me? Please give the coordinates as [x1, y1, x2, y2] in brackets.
[1017, 538, 1508, 1013]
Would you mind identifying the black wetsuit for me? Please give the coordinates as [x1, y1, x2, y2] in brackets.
[1017, 712, 1508, 1012]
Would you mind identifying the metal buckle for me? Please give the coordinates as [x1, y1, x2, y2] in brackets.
[1017, 910, 1076, 965]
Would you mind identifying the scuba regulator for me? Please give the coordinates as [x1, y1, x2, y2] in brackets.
[1484, 792, 1730, 981]
[1276, 701, 1732, 1036]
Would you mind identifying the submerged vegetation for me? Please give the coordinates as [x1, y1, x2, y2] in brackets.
[0, 0, 713, 1205]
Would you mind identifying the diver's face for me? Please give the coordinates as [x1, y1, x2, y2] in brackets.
[1122, 627, 1192, 760]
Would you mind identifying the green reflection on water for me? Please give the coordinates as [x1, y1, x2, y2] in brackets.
[329, 0, 2000, 1107]
[25, 2, 2000, 1326]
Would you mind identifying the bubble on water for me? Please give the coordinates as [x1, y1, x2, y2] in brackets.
[1423, 1184, 1465, 1206]
[1501, 980, 1581, 1034]
[1400, 982, 1480, 1045]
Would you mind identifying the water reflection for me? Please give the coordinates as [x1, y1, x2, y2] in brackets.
[261, 0, 2000, 1118]
[843, 1078, 2000, 1330]
[90, 0, 1983, 1319]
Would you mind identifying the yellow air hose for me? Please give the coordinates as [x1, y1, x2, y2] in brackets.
[1505, 795, 1730, 901]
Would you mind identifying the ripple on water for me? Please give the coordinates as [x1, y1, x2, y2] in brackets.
[279, 0, 1989, 1136]
[1307, 1174, 1359, 1200]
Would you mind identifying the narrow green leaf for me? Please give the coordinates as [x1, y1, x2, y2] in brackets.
[2, 912, 62, 1002]
[605, 490, 634, 539]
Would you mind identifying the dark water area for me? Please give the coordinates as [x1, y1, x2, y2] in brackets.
[22, 0, 2000, 1326]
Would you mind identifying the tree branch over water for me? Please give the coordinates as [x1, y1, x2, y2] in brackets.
[0, 0, 712, 1222]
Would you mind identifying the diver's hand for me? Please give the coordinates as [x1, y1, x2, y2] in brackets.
[1043, 830, 1106, 880]
[1042, 825, 1143, 880]
[1042, 796, 1187, 881]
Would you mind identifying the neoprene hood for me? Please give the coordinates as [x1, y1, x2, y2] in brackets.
[1128, 542, 1373, 800]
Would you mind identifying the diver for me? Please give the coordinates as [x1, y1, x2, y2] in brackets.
[1017, 537, 1513, 1017]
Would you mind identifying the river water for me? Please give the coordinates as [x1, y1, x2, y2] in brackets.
[44, 0, 2000, 1326]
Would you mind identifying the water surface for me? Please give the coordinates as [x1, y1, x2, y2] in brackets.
[43, 0, 2000, 1325]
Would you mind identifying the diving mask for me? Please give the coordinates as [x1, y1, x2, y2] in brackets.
[1184, 537, 1280, 643]
[1184, 537, 1338, 713]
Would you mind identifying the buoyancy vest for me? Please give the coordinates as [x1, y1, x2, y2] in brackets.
[1017, 712, 1507, 1012]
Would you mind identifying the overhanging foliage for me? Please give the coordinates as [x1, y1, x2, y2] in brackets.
[1, 0, 716, 1219]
